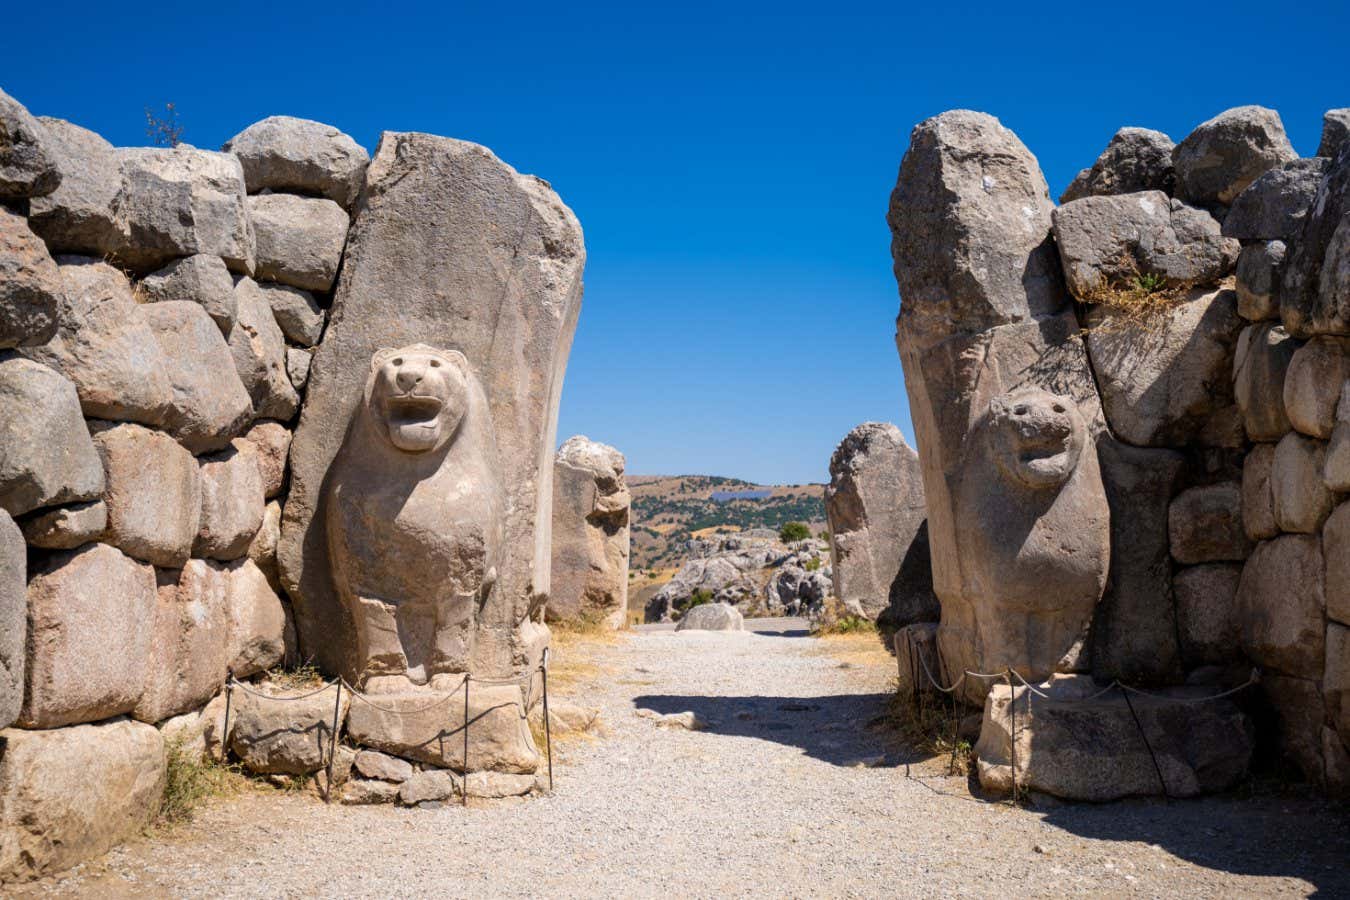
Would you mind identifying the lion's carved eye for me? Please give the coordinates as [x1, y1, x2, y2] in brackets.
[430, 359, 442, 368]
[392, 358, 403, 367]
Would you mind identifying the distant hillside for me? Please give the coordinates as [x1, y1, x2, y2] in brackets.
[628, 474, 826, 570]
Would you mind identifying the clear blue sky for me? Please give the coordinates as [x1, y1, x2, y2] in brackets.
[6, 1, 1346, 483]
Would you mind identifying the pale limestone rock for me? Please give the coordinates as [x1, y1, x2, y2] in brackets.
[0, 512, 22, 729]
[0, 87, 60, 198]
[134, 561, 230, 724]
[399, 770, 461, 805]
[27, 117, 123, 257]
[24, 257, 173, 425]
[229, 685, 348, 775]
[229, 277, 299, 421]
[1323, 502, 1350, 625]
[21, 543, 156, 727]
[1172, 105, 1298, 209]
[465, 771, 537, 799]
[1085, 286, 1243, 447]
[287, 347, 311, 389]
[232, 419, 291, 499]
[1284, 336, 1350, 439]
[279, 133, 583, 682]
[1174, 563, 1244, 666]
[1233, 322, 1296, 441]
[549, 435, 630, 629]
[248, 194, 348, 292]
[94, 423, 201, 567]
[1235, 240, 1285, 322]
[341, 778, 401, 805]
[223, 116, 370, 208]
[1168, 483, 1252, 564]
[194, 445, 265, 560]
[0, 719, 165, 883]
[259, 281, 324, 346]
[1238, 535, 1326, 679]
[824, 422, 929, 623]
[222, 558, 286, 677]
[139, 254, 237, 335]
[1241, 442, 1279, 541]
[142, 300, 253, 453]
[247, 500, 282, 592]
[675, 602, 745, 632]
[353, 750, 413, 782]
[0, 357, 103, 516]
[1271, 432, 1334, 534]
[0, 206, 61, 348]
[20, 500, 106, 549]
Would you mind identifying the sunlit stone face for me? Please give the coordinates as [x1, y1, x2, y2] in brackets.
[366, 345, 468, 453]
[986, 387, 1084, 490]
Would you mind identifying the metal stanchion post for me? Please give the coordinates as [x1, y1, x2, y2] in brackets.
[542, 647, 554, 793]
[462, 675, 470, 807]
[325, 680, 343, 803]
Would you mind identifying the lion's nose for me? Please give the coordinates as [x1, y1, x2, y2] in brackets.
[395, 361, 427, 391]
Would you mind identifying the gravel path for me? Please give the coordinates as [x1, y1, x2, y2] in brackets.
[18, 621, 1350, 898]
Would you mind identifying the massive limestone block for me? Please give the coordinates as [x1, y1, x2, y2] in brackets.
[259, 281, 324, 347]
[1321, 110, 1350, 158]
[21, 543, 156, 728]
[1237, 535, 1326, 679]
[949, 388, 1109, 701]
[1241, 442, 1280, 541]
[345, 681, 538, 773]
[1263, 674, 1328, 783]
[248, 193, 348, 292]
[1235, 240, 1285, 321]
[1057, 127, 1175, 204]
[222, 557, 286, 677]
[24, 257, 174, 425]
[1283, 336, 1350, 438]
[0, 206, 61, 349]
[20, 500, 106, 549]
[229, 685, 349, 775]
[325, 346, 504, 686]
[140, 254, 238, 335]
[142, 300, 253, 453]
[223, 116, 370, 208]
[1091, 440, 1184, 684]
[134, 561, 230, 724]
[1271, 432, 1335, 534]
[1326, 391, 1350, 491]
[94, 423, 201, 567]
[195, 445, 265, 560]
[27, 117, 124, 258]
[1168, 482, 1252, 564]
[1172, 105, 1298, 209]
[229, 276, 299, 421]
[976, 676, 1252, 801]
[1223, 158, 1328, 242]
[0, 719, 165, 883]
[1324, 502, 1350, 625]
[1174, 563, 1244, 666]
[279, 133, 584, 681]
[113, 146, 255, 274]
[1281, 143, 1350, 337]
[1052, 193, 1237, 299]
[232, 419, 291, 499]
[0, 512, 22, 730]
[0, 357, 103, 516]
[247, 500, 282, 593]
[548, 435, 630, 629]
[0, 87, 60, 198]
[1085, 286, 1244, 447]
[1233, 322, 1296, 441]
[824, 422, 929, 623]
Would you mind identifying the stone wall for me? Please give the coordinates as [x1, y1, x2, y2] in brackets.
[0, 85, 583, 880]
[888, 103, 1350, 797]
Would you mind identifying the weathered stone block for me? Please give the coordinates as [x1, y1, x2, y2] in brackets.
[1237, 535, 1325, 679]
[1281, 139, 1350, 337]
[221, 558, 286, 678]
[229, 277, 298, 421]
[1168, 482, 1252, 564]
[231, 419, 291, 499]
[0, 87, 60, 198]
[1241, 442, 1279, 541]
[228, 685, 348, 775]
[223, 116, 370, 208]
[1271, 432, 1334, 534]
[1323, 502, 1350, 626]
[140, 254, 238, 335]
[549, 435, 630, 629]
[94, 423, 201, 567]
[1284, 336, 1350, 439]
[675, 602, 745, 632]
[1235, 240, 1285, 322]
[0, 357, 103, 516]
[134, 561, 230, 724]
[1172, 105, 1297, 209]
[0, 206, 61, 349]
[258, 281, 324, 347]
[248, 193, 348, 293]
[1174, 563, 1243, 667]
[1223, 158, 1328, 242]
[1233, 322, 1296, 442]
[26, 117, 123, 257]
[1057, 127, 1175, 203]
[0, 512, 22, 730]
[195, 445, 265, 560]
[19, 500, 106, 549]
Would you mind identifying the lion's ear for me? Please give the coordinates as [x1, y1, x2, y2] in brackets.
[371, 348, 399, 371]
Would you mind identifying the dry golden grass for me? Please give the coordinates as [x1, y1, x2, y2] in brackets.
[1077, 254, 1207, 334]
[689, 524, 741, 539]
[154, 739, 251, 831]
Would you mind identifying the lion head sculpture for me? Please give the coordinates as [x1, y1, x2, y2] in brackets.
[985, 387, 1086, 490]
[364, 344, 473, 453]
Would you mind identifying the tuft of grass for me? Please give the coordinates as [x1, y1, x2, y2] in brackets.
[1079, 253, 1197, 333]
[814, 614, 875, 635]
[262, 659, 326, 691]
[156, 737, 246, 828]
[883, 685, 974, 776]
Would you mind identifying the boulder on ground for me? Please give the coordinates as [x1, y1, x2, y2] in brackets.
[1057, 127, 1175, 203]
[1271, 432, 1335, 534]
[1241, 442, 1280, 541]
[1233, 322, 1296, 441]
[113, 146, 255, 274]
[345, 682, 538, 773]
[229, 684, 349, 775]
[26, 117, 123, 257]
[1235, 240, 1285, 321]
[194, 445, 265, 560]
[0, 719, 165, 883]
[1168, 482, 1252, 564]
[1172, 105, 1298, 209]
[259, 282, 324, 346]
[231, 419, 291, 499]
[0, 512, 22, 730]
[1174, 563, 1244, 667]
[975, 675, 1253, 801]
[223, 116, 370, 208]
[18, 499, 105, 549]
[221, 558, 286, 677]
[21, 543, 156, 728]
[676, 602, 745, 632]
[248, 194, 348, 293]
[824, 422, 930, 623]
[549, 435, 630, 629]
[24, 257, 173, 426]
[1323, 502, 1350, 625]
[0, 357, 103, 516]
[134, 561, 230, 724]
[0, 206, 61, 349]
[1052, 192, 1237, 299]
[1319, 109, 1350, 158]
[1281, 138, 1350, 337]
[1237, 535, 1326, 679]
[142, 300, 253, 453]
[0, 87, 60, 198]
[1085, 286, 1244, 447]
[228, 277, 299, 421]
[1283, 336, 1350, 439]
[94, 423, 201, 567]
[1223, 158, 1328, 242]
[140, 254, 238, 335]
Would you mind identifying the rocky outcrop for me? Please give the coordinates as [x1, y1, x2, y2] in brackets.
[824, 422, 932, 624]
[549, 435, 630, 629]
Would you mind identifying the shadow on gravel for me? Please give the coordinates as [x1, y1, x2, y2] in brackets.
[631, 691, 926, 767]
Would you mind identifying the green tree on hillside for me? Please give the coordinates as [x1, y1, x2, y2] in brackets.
[780, 521, 811, 543]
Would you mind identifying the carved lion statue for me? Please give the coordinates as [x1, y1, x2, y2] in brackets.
[325, 343, 504, 688]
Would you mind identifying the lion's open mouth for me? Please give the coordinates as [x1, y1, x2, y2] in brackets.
[385, 395, 444, 430]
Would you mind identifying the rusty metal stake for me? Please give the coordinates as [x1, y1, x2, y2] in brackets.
[542, 648, 554, 793]
[462, 674, 470, 807]
[324, 679, 343, 803]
